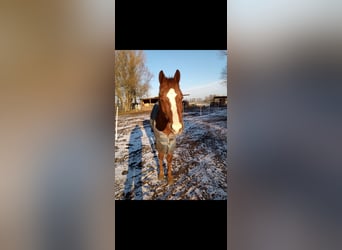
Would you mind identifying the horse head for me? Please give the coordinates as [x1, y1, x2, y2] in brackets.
[158, 69, 184, 135]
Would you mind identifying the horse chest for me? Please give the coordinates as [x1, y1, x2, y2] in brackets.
[151, 120, 176, 154]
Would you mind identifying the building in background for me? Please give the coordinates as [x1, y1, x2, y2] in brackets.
[210, 96, 227, 107]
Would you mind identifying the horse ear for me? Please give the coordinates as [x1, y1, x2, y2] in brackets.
[174, 69, 180, 82]
[159, 70, 165, 84]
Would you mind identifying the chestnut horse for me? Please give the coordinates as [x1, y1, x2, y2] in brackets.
[150, 70, 184, 184]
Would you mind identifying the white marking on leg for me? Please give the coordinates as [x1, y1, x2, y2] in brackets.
[166, 88, 182, 133]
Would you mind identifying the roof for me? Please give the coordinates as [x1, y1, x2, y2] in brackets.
[140, 97, 159, 103]
[213, 96, 227, 99]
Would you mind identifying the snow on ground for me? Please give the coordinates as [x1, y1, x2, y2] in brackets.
[114, 107, 228, 200]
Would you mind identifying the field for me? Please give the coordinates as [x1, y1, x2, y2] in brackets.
[114, 107, 228, 200]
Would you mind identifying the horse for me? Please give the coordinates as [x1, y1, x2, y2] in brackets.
[150, 70, 184, 185]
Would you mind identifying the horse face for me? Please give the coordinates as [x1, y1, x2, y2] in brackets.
[159, 70, 184, 134]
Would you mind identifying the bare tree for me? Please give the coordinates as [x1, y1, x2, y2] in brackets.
[204, 94, 216, 103]
[114, 50, 152, 111]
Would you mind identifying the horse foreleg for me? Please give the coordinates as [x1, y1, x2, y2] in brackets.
[166, 153, 174, 184]
[158, 152, 164, 180]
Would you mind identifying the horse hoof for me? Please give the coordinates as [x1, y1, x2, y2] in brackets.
[168, 177, 174, 185]
[158, 174, 164, 180]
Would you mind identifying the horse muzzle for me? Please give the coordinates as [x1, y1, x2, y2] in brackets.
[171, 123, 183, 135]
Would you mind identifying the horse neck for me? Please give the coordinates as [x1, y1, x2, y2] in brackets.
[156, 105, 172, 135]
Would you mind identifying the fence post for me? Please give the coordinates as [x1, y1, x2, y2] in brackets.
[115, 106, 118, 141]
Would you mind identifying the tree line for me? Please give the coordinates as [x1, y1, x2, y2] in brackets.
[114, 50, 152, 112]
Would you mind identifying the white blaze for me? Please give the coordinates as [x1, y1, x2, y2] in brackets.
[166, 88, 182, 133]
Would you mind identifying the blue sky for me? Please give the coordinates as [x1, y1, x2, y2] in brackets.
[144, 50, 227, 99]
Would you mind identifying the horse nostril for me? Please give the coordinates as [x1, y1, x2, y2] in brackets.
[171, 124, 182, 134]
